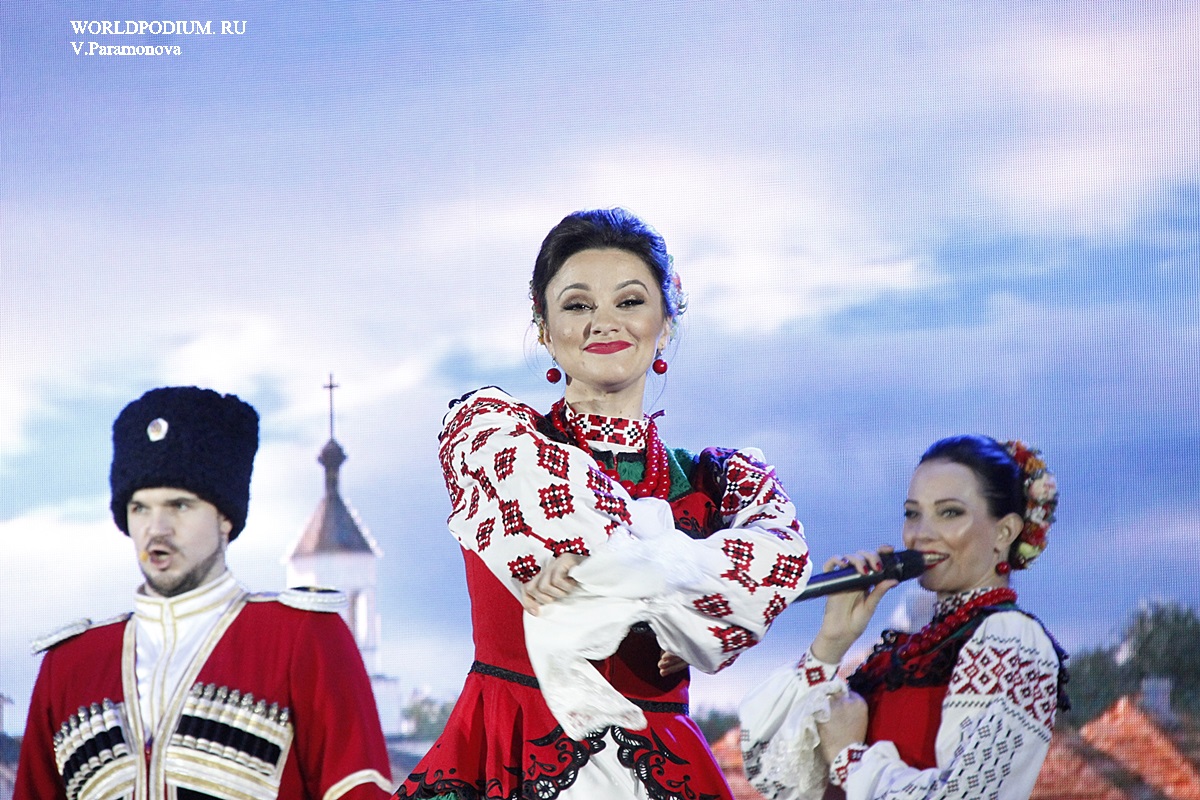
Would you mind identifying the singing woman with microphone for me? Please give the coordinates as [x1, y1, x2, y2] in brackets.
[739, 435, 1068, 800]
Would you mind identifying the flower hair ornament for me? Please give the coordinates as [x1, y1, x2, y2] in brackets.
[1003, 440, 1058, 569]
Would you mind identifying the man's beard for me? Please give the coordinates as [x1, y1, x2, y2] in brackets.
[142, 545, 224, 597]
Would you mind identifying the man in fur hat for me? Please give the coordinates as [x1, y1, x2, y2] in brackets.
[15, 386, 393, 800]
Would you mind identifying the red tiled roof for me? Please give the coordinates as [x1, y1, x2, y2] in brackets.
[1031, 728, 1146, 800]
[1080, 697, 1200, 800]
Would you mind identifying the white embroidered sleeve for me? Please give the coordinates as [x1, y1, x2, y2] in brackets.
[441, 389, 813, 738]
[438, 387, 638, 596]
[681, 447, 811, 668]
[738, 651, 848, 800]
[842, 612, 1060, 800]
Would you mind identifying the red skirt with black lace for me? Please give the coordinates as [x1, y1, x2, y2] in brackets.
[395, 551, 733, 800]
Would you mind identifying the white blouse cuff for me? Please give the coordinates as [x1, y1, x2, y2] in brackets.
[828, 743, 869, 788]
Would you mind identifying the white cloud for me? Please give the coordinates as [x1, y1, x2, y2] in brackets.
[0, 505, 139, 732]
[401, 145, 941, 337]
[969, 6, 1200, 234]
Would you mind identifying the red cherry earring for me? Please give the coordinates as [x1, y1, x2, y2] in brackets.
[994, 561, 1011, 575]
[652, 358, 668, 375]
[546, 367, 562, 384]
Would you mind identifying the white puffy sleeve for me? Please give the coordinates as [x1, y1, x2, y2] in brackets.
[438, 387, 639, 593]
[839, 612, 1060, 800]
[440, 388, 812, 737]
[739, 651, 850, 800]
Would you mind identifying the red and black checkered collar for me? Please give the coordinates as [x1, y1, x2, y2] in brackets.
[932, 586, 1016, 621]
[561, 403, 650, 451]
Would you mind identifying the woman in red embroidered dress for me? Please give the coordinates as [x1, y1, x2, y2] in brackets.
[740, 435, 1067, 800]
[397, 209, 812, 800]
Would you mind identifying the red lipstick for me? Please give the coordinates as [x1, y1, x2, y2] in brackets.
[584, 341, 633, 354]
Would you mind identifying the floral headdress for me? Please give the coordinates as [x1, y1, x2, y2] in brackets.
[1003, 440, 1058, 569]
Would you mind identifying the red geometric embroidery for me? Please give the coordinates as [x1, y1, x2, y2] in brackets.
[829, 744, 866, 788]
[720, 456, 769, 514]
[693, 594, 733, 617]
[536, 438, 570, 479]
[499, 499, 533, 538]
[593, 491, 631, 524]
[723, 539, 754, 567]
[720, 539, 759, 593]
[587, 466, 612, 493]
[465, 464, 497, 500]
[572, 412, 647, 449]
[467, 487, 479, 520]
[473, 396, 541, 431]
[762, 553, 809, 590]
[538, 484, 574, 519]
[709, 624, 757, 653]
[476, 518, 495, 551]
[805, 664, 831, 686]
[763, 592, 787, 624]
[549, 538, 589, 557]
[508, 554, 540, 583]
[494, 447, 517, 481]
[951, 638, 1058, 732]
[472, 397, 512, 415]
[471, 427, 500, 453]
[1014, 670, 1058, 730]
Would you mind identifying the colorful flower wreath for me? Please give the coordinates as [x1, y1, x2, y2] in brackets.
[1003, 440, 1059, 569]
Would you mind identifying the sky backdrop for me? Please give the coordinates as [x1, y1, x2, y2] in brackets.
[2, 1, 1198, 735]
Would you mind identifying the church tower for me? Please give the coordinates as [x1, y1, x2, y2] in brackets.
[285, 376, 385, 673]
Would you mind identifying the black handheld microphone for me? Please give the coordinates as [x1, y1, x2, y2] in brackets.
[795, 550, 945, 601]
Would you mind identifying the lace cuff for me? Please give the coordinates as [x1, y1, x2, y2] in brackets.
[741, 676, 847, 800]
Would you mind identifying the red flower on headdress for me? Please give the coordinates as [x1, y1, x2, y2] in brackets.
[1004, 440, 1059, 569]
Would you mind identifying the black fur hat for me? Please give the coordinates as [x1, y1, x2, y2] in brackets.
[109, 387, 259, 539]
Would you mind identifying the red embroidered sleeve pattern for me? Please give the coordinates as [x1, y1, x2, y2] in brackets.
[797, 651, 838, 687]
[829, 744, 868, 788]
[684, 448, 810, 667]
[720, 539, 760, 593]
[494, 447, 517, 480]
[439, 389, 637, 598]
[718, 452, 802, 538]
[762, 553, 809, 590]
[693, 594, 733, 617]
[947, 618, 1059, 736]
[709, 624, 758, 653]
[475, 518, 494, 551]
[762, 593, 787, 625]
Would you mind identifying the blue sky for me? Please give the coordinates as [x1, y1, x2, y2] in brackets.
[2, 2, 1198, 733]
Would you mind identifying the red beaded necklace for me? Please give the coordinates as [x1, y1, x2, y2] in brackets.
[548, 399, 672, 500]
[898, 587, 1017, 661]
[849, 586, 1019, 695]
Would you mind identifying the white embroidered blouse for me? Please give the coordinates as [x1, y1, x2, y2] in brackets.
[438, 387, 812, 738]
[739, 589, 1061, 800]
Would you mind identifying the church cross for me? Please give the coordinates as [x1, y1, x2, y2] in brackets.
[324, 373, 340, 440]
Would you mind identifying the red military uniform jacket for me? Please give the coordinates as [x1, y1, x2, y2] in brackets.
[16, 591, 393, 800]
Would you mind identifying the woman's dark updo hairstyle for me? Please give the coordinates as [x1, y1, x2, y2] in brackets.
[531, 208, 685, 325]
[919, 435, 1024, 522]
